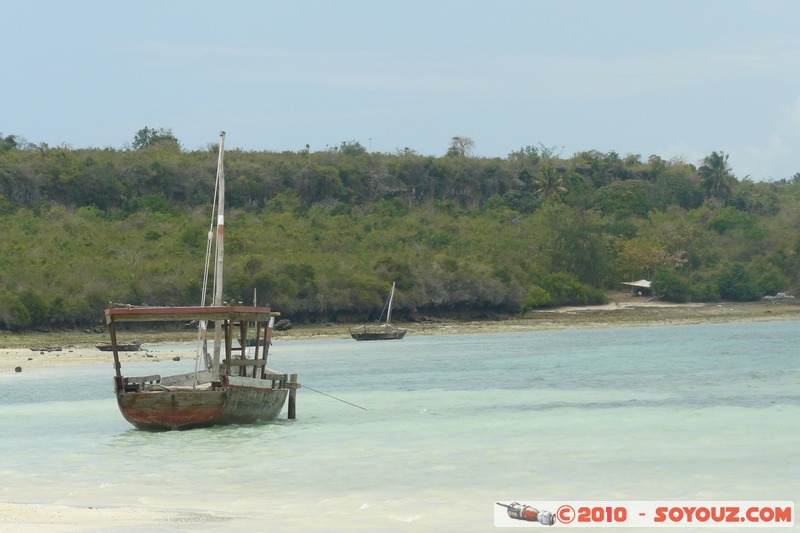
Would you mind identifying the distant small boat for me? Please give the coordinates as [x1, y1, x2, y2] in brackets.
[96, 341, 141, 352]
[350, 282, 408, 341]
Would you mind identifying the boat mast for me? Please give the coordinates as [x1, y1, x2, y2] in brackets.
[386, 282, 396, 325]
[211, 131, 226, 374]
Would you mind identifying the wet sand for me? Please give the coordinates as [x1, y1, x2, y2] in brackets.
[0, 503, 228, 533]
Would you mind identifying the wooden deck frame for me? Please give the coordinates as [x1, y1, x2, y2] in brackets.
[105, 305, 280, 383]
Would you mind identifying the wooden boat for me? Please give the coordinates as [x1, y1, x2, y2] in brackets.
[29, 346, 62, 352]
[96, 340, 141, 352]
[105, 305, 296, 430]
[103, 132, 299, 430]
[350, 282, 408, 341]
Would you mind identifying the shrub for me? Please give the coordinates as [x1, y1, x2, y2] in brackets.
[539, 273, 603, 306]
[651, 269, 692, 303]
[754, 265, 789, 296]
[585, 287, 607, 305]
[522, 285, 551, 312]
[716, 263, 760, 301]
[0, 291, 32, 330]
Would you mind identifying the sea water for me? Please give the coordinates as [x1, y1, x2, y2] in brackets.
[0, 321, 798, 532]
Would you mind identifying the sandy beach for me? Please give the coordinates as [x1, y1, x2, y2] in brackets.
[2, 293, 799, 528]
[0, 503, 229, 533]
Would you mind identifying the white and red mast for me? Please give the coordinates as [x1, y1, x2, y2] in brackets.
[211, 131, 226, 373]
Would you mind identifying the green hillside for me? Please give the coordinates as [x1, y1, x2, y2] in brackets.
[1, 131, 799, 331]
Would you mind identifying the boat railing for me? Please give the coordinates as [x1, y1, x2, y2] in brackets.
[160, 370, 215, 386]
[120, 374, 161, 392]
[226, 371, 296, 391]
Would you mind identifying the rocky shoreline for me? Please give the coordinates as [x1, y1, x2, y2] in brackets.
[2, 296, 799, 371]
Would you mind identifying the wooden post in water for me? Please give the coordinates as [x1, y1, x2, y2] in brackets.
[238, 320, 247, 376]
[288, 373, 298, 420]
[253, 321, 262, 378]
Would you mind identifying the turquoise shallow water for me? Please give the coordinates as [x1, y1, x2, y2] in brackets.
[0, 321, 798, 532]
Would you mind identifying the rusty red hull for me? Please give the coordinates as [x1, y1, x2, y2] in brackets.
[117, 382, 289, 431]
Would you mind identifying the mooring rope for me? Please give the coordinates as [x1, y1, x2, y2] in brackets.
[302, 385, 367, 411]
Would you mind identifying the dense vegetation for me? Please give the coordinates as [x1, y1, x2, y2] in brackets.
[1, 129, 799, 331]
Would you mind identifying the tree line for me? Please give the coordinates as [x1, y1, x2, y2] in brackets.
[1, 129, 799, 331]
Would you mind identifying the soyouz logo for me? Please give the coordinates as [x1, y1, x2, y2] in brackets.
[496, 502, 556, 525]
[494, 501, 794, 527]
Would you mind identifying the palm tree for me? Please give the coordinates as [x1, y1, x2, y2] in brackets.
[534, 166, 567, 202]
[698, 151, 737, 199]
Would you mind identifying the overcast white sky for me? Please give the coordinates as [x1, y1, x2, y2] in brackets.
[4, 0, 800, 180]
